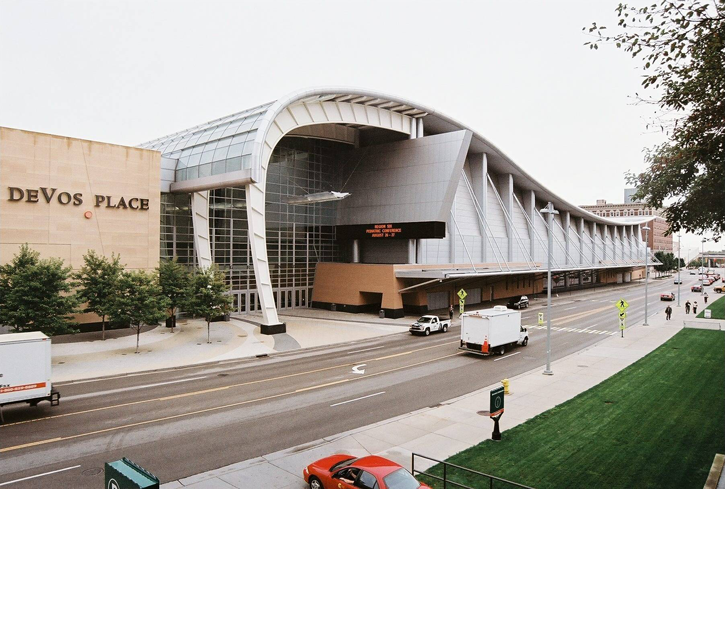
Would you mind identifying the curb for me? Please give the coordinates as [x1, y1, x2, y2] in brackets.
[704, 454, 724, 489]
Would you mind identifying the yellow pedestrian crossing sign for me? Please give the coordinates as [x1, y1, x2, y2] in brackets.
[537, 312, 544, 326]
[457, 289, 467, 300]
[616, 299, 629, 311]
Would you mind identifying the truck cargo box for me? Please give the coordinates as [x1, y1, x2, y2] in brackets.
[0, 332, 58, 414]
[459, 306, 526, 355]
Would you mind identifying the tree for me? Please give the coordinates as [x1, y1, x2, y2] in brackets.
[74, 250, 124, 340]
[654, 250, 678, 275]
[158, 258, 191, 333]
[0, 244, 79, 335]
[585, 1, 725, 236]
[109, 270, 169, 353]
[185, 266, 232, 344]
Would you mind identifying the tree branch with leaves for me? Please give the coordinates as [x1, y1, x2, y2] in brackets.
[585, 1, 725, 237]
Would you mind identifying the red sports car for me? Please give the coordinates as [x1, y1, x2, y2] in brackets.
[303, 454, 430, 489]
[660, 292, 675, 301]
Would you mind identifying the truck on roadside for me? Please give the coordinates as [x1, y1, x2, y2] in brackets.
[0, 332, 60, 422]
[409, 315, 451, 336]
[459, 306, 528, 356]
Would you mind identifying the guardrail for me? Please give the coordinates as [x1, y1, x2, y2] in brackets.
[684, 320, 723, 330]
[411, 453, 531, 489]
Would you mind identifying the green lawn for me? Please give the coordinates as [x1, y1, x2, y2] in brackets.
[697, 294, 725, 319]
[421, 329, 725, 489]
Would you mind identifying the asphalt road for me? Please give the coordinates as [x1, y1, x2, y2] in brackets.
[0, 276, 705, 488]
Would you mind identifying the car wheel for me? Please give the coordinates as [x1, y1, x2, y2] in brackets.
[309, 476, 323, 490]
[424, 328, 430, 336]
[522, 338, 528, 347]
[442, 324, 448, 333]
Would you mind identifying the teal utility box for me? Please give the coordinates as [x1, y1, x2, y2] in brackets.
[104, 458, 159, 489]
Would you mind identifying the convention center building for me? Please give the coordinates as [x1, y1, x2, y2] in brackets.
[0, 87, 654, 333]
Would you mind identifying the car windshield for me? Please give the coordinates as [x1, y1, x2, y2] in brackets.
[418, 317, 432, 323]
[330, 457, 357, 472]
[383, 468, 421, 489]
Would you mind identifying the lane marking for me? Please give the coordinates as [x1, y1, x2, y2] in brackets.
[494, 351, 521, 361]
[0, 464, 81, 487]
[331, 392, 386, 407]
[1, 340, 457, 429]
[346, 346, 384, 354]
[351, 364, 366, 375]
[62, 377, 200, 402]
[0, 351, 467, 454]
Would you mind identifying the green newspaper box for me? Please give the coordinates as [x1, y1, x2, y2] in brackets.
[104, 458, 159, 489]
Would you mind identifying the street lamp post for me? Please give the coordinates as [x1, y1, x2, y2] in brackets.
[542, 203, 558, 376]
[642, 226, 650, 326]
[677, 232, 682, 307]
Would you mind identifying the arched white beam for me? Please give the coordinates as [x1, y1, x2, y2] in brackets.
[245, 98, 418, 332]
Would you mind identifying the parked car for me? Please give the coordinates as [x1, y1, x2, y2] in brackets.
[691, 285, 702, 292]
[409, 315, 450, 336]
[303, 454, 430, 489]
[714, 286, 724, 294]
[506, 295, 529, 310]
[660, 292, 675, 301]
[702, 278, 713, 286]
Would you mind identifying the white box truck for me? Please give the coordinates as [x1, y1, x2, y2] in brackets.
[459, 306, 528, 356]
[0, 332, 60, 422]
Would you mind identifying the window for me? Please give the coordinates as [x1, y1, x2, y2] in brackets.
[357, 470, 378, 489]
[383, 468, 421, 489]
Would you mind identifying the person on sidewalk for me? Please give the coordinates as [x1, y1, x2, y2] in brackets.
[449, 305, 454, 321]
[704, 292, 709, 304]
[665, 305, 672, 321]
[685, 300, 691, 314]
[693, 302, 698, 315]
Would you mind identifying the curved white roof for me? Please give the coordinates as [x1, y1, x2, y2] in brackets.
[141, 86, 643, 227]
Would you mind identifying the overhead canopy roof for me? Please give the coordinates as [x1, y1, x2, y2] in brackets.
[139, 87, 647, 227]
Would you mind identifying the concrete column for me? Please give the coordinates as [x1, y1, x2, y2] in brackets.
[352, 239, 360, 263]
[563, 210, 571, 265]
[409, 118, 417, 139]
[469, 153, 487, 262]
[523, 190, 536, 264]
[191, 190, 212, 269]
[417, 117, 424, 138]
[498, 173, 514, 260]
[408, 239, 417, 264]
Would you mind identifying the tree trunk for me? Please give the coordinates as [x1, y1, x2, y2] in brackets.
[207, 318, 211, 344]
[136, 324, 141, 353]
[170, 308, 175, 333]
[101, 315, 106, 341]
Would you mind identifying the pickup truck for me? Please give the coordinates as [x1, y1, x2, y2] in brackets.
[409, 315, 450, 336]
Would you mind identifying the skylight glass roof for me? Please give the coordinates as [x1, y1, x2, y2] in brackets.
[139, 101, 274, 181]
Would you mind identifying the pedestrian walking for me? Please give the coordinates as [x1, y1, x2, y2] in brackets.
[693, 302, 698, 314]
[449, 305, 454, 321]
[704, 292, 709, 304]
[685, 300, 691, 314]
[665, 305, 672, 321]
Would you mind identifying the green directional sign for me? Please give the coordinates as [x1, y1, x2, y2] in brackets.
[490, 386, 505, 418]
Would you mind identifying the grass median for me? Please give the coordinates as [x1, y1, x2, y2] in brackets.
[420, 328, 725, 489]
[697, 294, 725, 319]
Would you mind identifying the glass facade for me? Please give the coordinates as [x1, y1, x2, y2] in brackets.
[160, 136, 350, 312]
[160, 193, 195, 265]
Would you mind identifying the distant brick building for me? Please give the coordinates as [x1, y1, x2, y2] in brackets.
[580, 193, 672, 253]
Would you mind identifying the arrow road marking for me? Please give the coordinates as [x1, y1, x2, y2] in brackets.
[352, 364, 367, 375]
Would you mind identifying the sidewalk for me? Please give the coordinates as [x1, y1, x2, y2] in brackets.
[51, 315, 407, 382]
[164, 293, 721, 489]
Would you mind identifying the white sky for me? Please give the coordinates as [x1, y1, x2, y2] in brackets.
[0, 0, 716, 253]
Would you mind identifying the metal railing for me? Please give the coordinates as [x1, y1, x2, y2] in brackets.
[411, 453, 531, 489]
